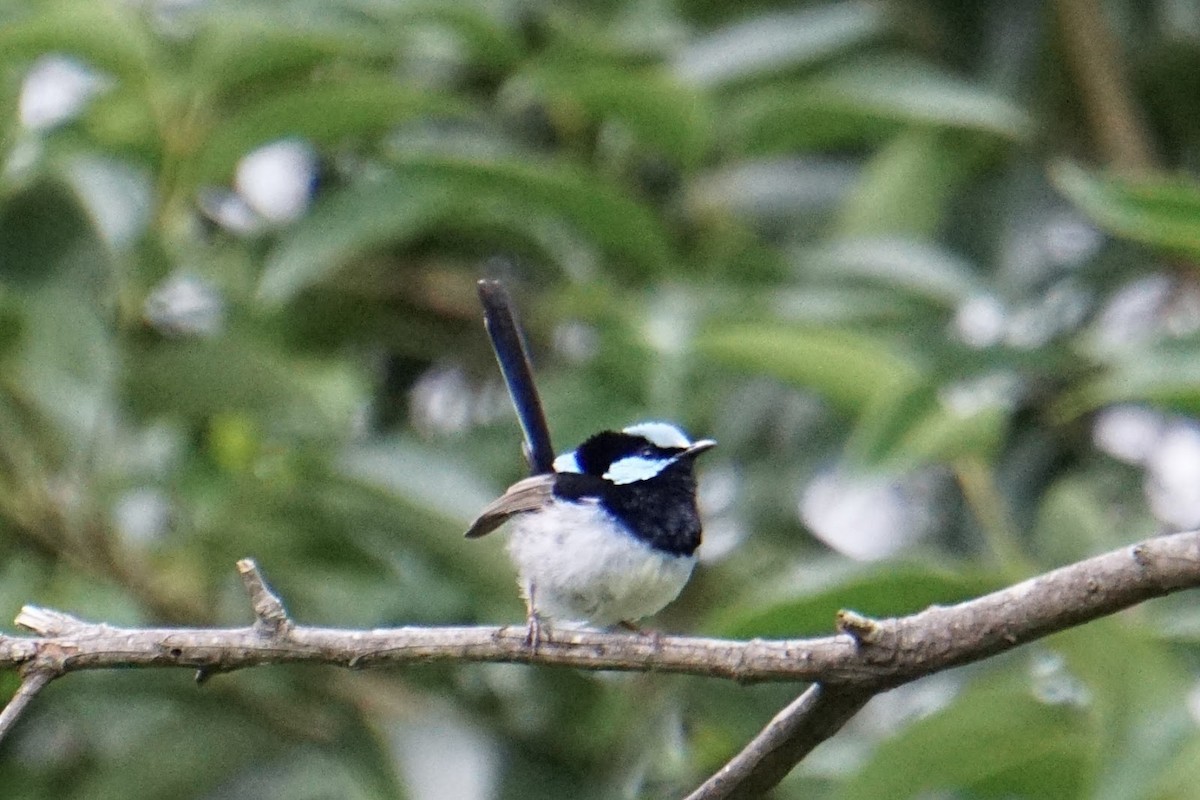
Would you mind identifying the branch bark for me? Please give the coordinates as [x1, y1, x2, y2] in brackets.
[1, 531, 1199, 795]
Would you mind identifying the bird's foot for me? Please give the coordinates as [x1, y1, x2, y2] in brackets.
[618, 620, 663, 651]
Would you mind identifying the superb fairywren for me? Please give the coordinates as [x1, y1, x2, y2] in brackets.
[467, 422, 715, 628]
[467, 281, 714, 635]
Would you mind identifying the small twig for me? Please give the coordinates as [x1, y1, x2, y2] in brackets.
[236, 559, 291, 635]
[954, 457, 1037, 578]
[0, 670, 55, 742]
[835, 609, 880, 644]
[1055, 0, 1155, 171]
[684, 684, 872, 800]
[15, 606, 86, 637]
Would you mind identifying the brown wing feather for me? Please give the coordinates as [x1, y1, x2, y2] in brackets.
[465, 474, 555, 538]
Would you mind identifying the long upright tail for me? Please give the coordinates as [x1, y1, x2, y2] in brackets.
[476, 280, 555, 475]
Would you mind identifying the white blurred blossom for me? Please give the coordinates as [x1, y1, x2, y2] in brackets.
[800, 469, 936, 560]
[409, 365, 474, 434]
[1029, 650, 1091, 707]
[1092, 405, 1166, 466]
[1004, 280, 1091, 349]
[113, 487, 172, 544]
[235, 139, 318, 224]
[143, 273, 225, 337]
[1042, 211, 1103, 267]
[553, 320, 600, 363]
[1186, 681, 1200, 727]
[1090, 275, 1173, 353]
[940, 372, 1020, 416]
[19, 55, 108, 131]
[393, 711, 498, 800]
[1145, 420, 1200, 529]
[953, 294, 1007, 349]
[697, 465, 743, 563]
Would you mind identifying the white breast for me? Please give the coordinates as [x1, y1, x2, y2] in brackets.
[506, 500, 696, 627]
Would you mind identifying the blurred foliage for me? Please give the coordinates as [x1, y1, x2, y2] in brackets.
[1, 0, 1200, 798]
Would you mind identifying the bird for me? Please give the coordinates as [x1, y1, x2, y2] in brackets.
[468, 279, 713, 641]
[466, 421, 715, 637]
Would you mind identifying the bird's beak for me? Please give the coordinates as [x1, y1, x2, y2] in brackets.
[683, 439, 716, 458]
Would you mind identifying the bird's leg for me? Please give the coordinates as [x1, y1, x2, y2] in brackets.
[523, 582, 543, 653]
[525, 612, 543, 653]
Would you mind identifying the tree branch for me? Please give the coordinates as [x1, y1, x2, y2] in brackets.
[1, 530, 1199, 794]
[0, 669, 55, 741]
[684, 683, 873, 800]
[690, 530, 1200, 799]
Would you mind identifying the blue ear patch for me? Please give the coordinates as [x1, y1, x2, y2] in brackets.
[553, 451, 582, 473]
[603, 455, 674, 485]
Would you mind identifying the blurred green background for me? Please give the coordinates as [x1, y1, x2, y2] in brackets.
[2, 0, 1200, 797]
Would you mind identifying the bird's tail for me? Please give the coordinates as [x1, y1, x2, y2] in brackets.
[476, 279, 556, 475]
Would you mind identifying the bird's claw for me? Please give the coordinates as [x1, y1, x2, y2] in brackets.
[619, 620, 663, 651]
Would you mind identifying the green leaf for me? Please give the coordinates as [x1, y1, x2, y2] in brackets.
[837, 676, 1090, 799]
[672, 2, 888, 87]
[728, 57, 1032, 153]
[1051, 161, 1200, 259]
[387, 156, 676, 275]
[714, 562, 1003, 638]
[845, 377, 1009, 470]
[796, 237, 985, 306]
[514, 59, 710, 166]
[0, 179, 113, 288]
[1057, 340, 1200, 418]
[815, 58, 1033, 138]
[64, 683, 292, 800]
[843, 375, 932, 465]
[334, 439, 521, 605]
[188, 79, 469, 184]
[1033, 476, 1141, 567]
[697, 323, 918, 413]
[0, 2, 152, 81]
[1054, 621, 1194, 800]
[258, 178, 456, 304]
[80, 85, 162, 161]
[836, 129, 997, 238]
[261, 151, 679, 302]
[1150, 734, 1200, 800]
[189, 6, 397, 101]
[896, 403, 1008, 466]
[188, 3, 522, 102]
[0, 180, 118, 445]
[124, 334, 345, 427]
[392, 4, 524, 70]
[724, 83, 897, 152]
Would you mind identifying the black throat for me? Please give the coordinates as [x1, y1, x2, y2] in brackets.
[554, 462, 703, 557]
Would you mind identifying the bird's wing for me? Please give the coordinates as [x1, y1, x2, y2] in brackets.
[465, 474, 556, 539]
